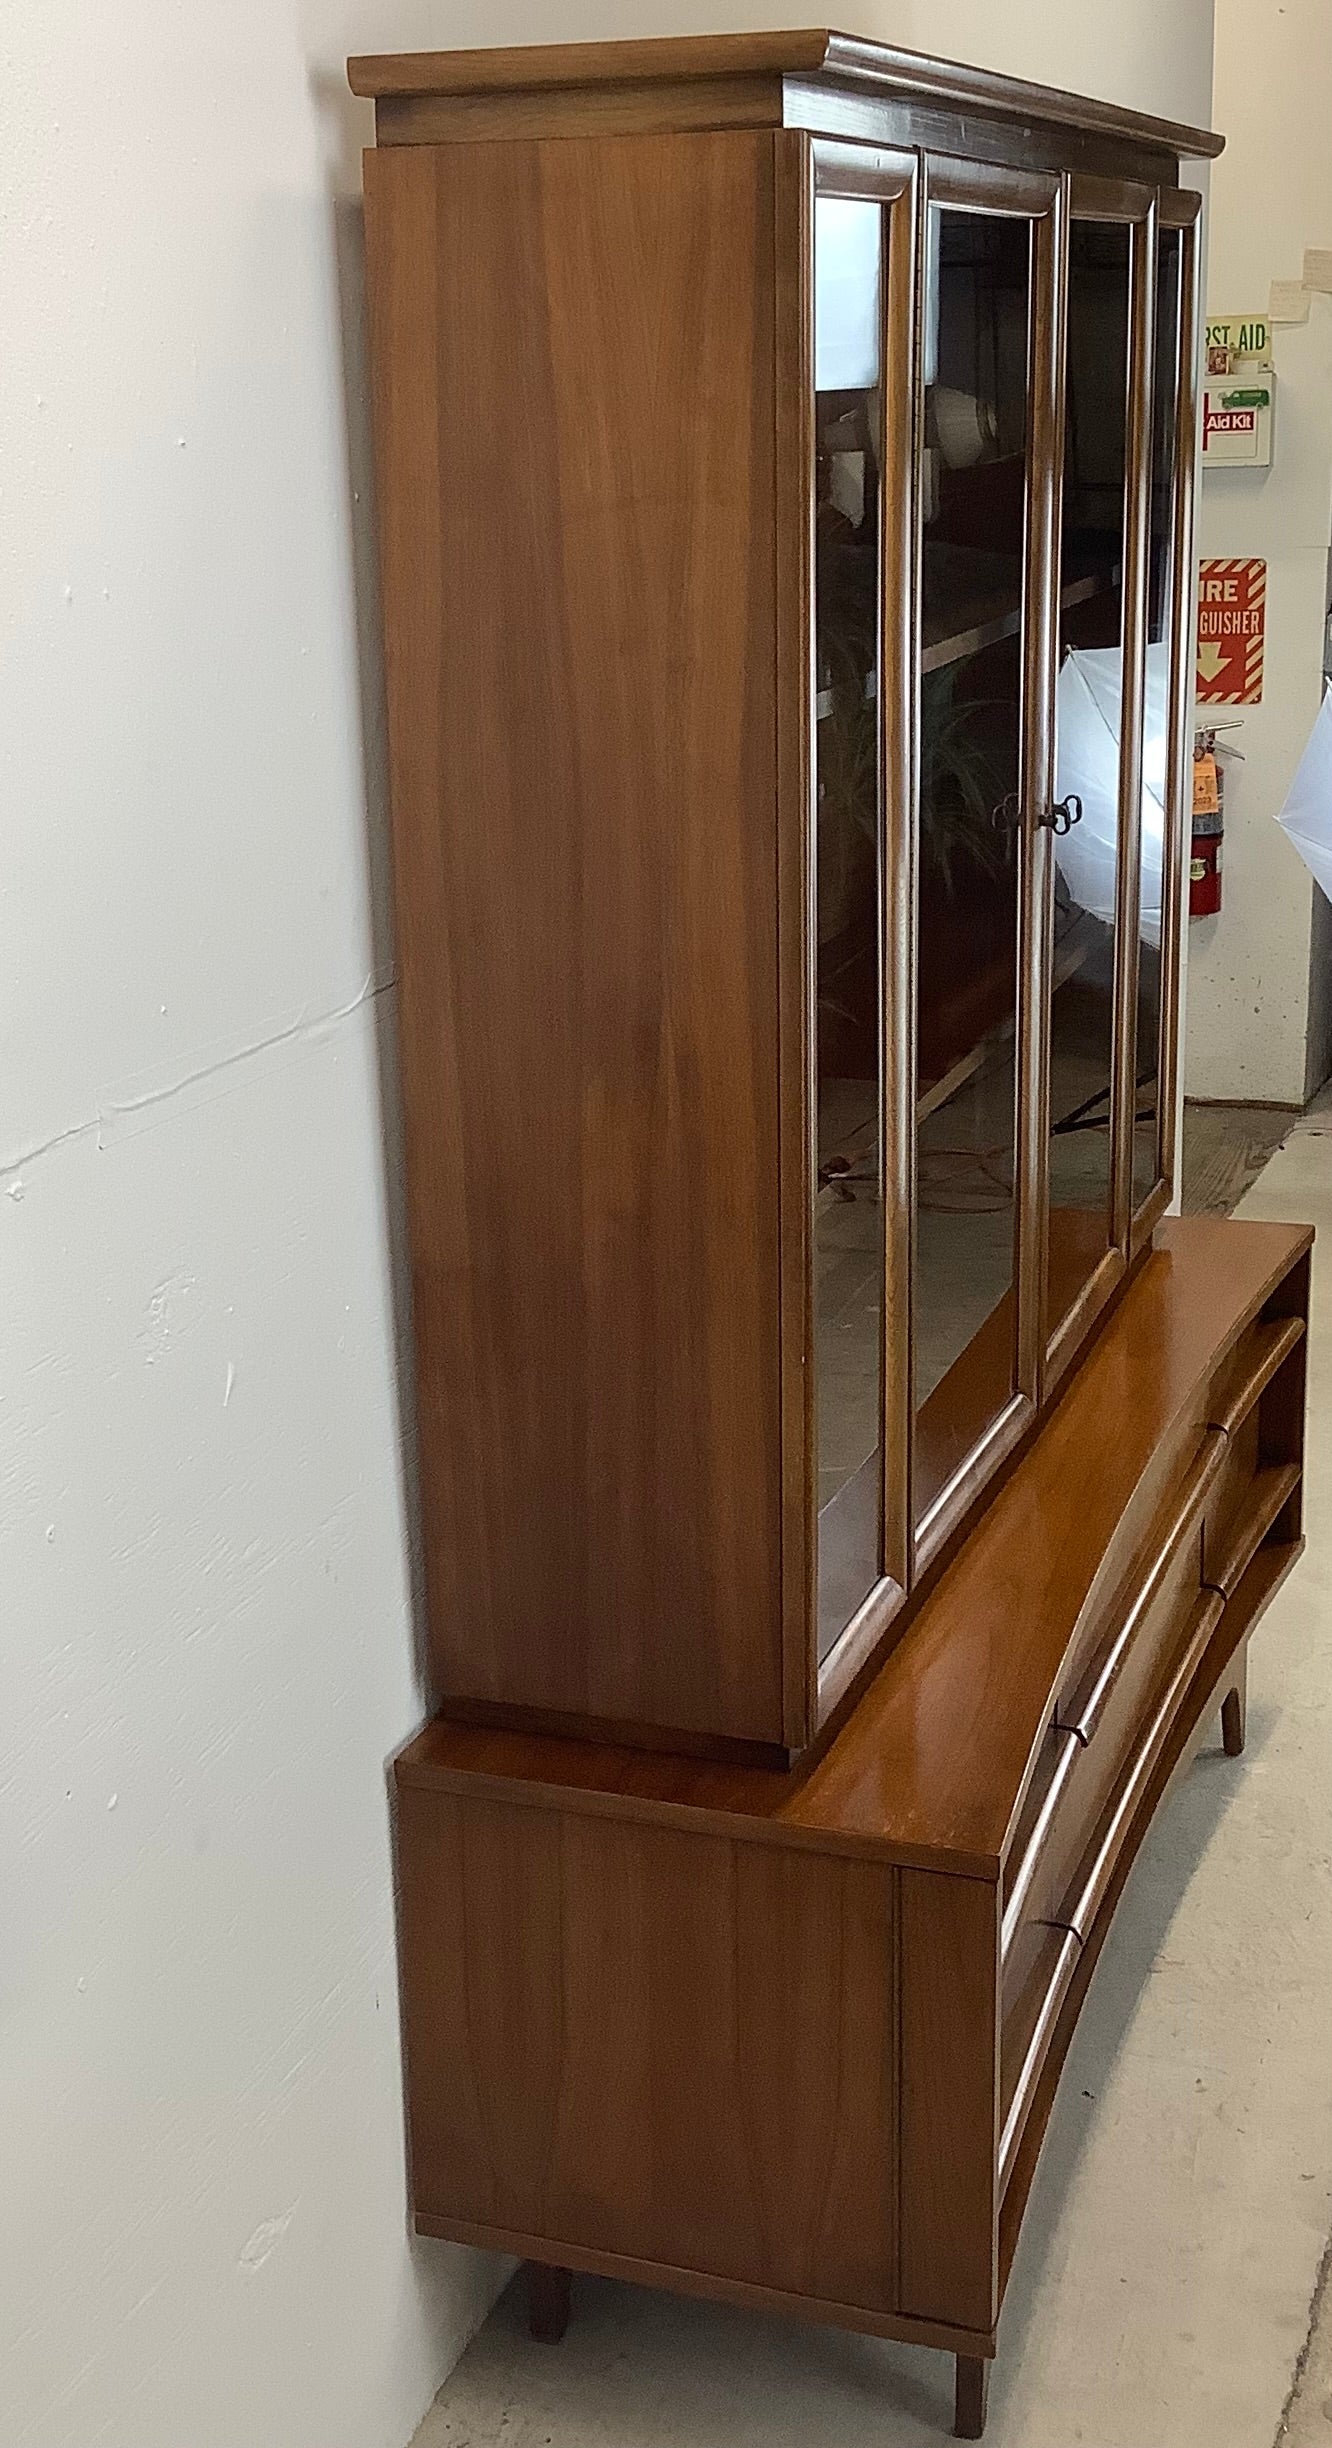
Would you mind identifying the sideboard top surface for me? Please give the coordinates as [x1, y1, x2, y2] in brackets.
[397, 1215, 1309, 1878]
[346, 28, 1225, 160]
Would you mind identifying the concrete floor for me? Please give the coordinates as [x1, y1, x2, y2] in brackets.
[410, 1102, 1332, 2448]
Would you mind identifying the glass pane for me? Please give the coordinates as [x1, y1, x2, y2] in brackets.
[813, 196, 884, 1658]
[1134, 224, 1184, 1208]
[1049, 220, 1132, 1340]
[914, 207, 1031, 1525]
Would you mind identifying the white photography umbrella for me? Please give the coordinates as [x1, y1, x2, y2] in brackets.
[1275, 683, 1332, 900]
[1053, 640, 1170, 946]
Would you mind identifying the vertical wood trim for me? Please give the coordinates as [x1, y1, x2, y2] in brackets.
[774, 129, 817, 1747]
[1017, 183, 1065, 1403]
[892, 1863, 905, 2310]
[1045, 1238, 1127, 1392]
[1159, 204, 1201, 1203]
[898, 1867, 1000, 2332]
[1111, 204, 1158, 1252]
[881, 159, 922, 1595]
[1033, 178, 1071, 1385]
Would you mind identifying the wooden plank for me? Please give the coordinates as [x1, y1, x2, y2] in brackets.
[399, 1788, 898, 2308]
[899, 1867, 999, 2332]
[363, 132, 786, 1745]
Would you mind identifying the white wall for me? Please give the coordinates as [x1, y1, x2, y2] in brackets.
[1187, 0, 1332, 1105]
[0, 6, 1214, 2447]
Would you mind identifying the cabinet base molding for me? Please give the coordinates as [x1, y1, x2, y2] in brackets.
[395, 1220, 1309, 2435]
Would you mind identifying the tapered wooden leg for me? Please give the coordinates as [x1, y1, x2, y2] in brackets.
[526, 2261, 571, 2343]
[1221, 1649, 1248, 1757]
[954, 2353, 989, 2439]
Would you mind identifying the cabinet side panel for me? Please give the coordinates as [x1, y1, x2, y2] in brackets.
[398, 1786, 897, 2309]
[363, 133, 784, 1745]
[898, 1866, 999, 2332]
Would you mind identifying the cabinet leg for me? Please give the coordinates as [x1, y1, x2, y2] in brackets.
[954, 2354, 989, 2439]
[1221, 1649, 1248, 1757]
[526, 2261, 571, 2344]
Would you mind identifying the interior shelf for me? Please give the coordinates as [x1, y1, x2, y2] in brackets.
[813, 542, 1120, 718]
[921, 540, 1121, 676]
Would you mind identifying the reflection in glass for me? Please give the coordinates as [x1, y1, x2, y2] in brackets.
[1134, 225, 1184, 1208]
[813, 195, 883, 1658]
[913, 207, 1030, 1526]
[1048, 221, 1132, 1341]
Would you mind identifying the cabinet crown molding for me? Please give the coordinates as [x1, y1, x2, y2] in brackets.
[347, 28, 1225, 162]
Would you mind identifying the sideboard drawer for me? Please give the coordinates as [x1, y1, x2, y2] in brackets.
[1203, 1403, 1260, 1588]
[999, 1919, 1080, 2196]
[1056, 1585, 1224, 1941]
[1002, 1473, 1210, 1966]
[999, 1573, 1226, 2193]
[1053, 1427, 1224, 1732]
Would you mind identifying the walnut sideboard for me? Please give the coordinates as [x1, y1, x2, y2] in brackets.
[393, 1216, 1308, 2434]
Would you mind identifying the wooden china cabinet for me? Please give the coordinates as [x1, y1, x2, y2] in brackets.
[352, 32, 1311, 2436]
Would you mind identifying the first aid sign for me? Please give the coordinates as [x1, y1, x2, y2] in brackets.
[1197, 558, 1266, 705]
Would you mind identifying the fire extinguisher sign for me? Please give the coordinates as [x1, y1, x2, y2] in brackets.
[1196, 557, 1266, 704]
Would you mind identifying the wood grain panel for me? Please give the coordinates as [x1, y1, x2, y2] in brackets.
[363, 132, 785, 1744]
[550, 1816, 755, 2270]
[899, 1867, 999, 2333]
[398, 1786, 898, 2308]
[397, 1785, 566, 2229]
[732, 1844, 896, 2303]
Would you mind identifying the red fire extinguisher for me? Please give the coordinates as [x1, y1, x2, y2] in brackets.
[1190, 728, 1225, 917]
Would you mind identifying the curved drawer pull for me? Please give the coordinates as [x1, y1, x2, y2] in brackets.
[1058, 1428, 1226, 1744]
[1001, 1730, 1080, 1962]
[999, 1926, 1081, 2196]
[1204, 1461, 1301, 1598]
[1059, 1587, 1225, 1942]
[1209, 1315, 1304, 1439]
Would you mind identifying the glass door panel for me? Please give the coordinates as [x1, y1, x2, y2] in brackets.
[1133, 220, 1185, 1211]
[1048, 219, 1133, 1340]
[813, 192, 885, 1657]
[913, 203, 1031, 1528]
